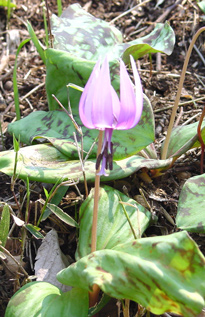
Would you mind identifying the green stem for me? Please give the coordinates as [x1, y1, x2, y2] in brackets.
[161, 26, 205, 160]
[57, 0, 62, 16]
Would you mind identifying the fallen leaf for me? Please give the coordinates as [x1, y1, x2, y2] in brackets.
[34, 229, 71, 292]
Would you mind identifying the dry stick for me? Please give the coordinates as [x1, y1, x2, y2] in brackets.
[0, 245, 29, 278]
[89, 130, 104, 312]
[161, 26, 205, 160]
[20, 82, 45, 101]
[154, 96, 205, 113]
[197, 106, 205, 174]
[109, 0, 151, 24]
[52, 94, 89, 197]
[138, 0, 182, 37]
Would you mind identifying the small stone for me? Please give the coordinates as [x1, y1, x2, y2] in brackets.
[0, 102, 6, 111]
[4, 80, 13, 91]
[176, 171, 191, 181]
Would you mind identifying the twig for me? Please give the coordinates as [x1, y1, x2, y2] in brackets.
[21, 82, 45, 101]
[174, 107, 183, 127]
[179, 96, 205, 106]
[139, 68, 191, 76]
[156, 52, 161, 72]
[83, 139, 97, 163]
[195, 74, 205, 87]
[189, 39, 205, 66]
[181, 112, 201, 126]
[161, 26, 205, 160]
[0, 245, 29, 278]
[73, 132, 88, 198]
[154, 97, 205, 113]
[52, 94, 82, 135]
[109, 0, 151, 24]
[52, 94, 88, 196]
[138, 0, 182, 37]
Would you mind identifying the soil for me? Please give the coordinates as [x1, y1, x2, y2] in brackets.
[0, 0, 205, 316]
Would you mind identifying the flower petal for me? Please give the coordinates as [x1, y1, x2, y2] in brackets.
[79, 59, 101, 129]
[91, 57, 117, 129]
[116, 57, 143, 130]
[130, 55, 143, 126]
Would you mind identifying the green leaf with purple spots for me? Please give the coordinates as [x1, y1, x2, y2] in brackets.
[176, 174, 205, 232]
[45, 5, 174, 111]
[57, 231, 205, 316]
[122, 22, 175, 64]
[161, 120, 205, 158]
[51, 3, 122, 61]
[76, 185, 152, 259]
[51, 4, 175, 62]
[0, 143, 173, 183]
[8, 94, 155, 161]
[5, 283, 88, 317]
[45, 49, 98, 110]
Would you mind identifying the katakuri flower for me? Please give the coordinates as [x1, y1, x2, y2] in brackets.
[79, 55, 143, 176]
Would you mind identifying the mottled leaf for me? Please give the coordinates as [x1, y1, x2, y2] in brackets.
[122, 22, 175, 64]
[176, 174, 205, 232]
[46, 19, 174, 110]
[0, 143, 173, 183]
[5, 282, 88, 317]
[45, 49, 97, 110]
[51, 5, 175, 62]
[51, 3, 122, 61]
[162, 120, 205, 158]
[76, 185, 151, 259]
[8, 94, 155, 161]
[57, 231, 205, 316]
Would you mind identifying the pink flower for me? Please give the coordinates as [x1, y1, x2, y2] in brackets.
[79, 55, 143, 176]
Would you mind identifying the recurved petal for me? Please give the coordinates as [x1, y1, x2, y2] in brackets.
[116, 57, 143, 130]
[130, 54, 143, 121]
[79, 59, 101, 129]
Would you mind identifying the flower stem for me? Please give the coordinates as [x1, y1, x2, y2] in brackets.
[89, 130, 103, 315]
[197, 106, 205, 174]
[91, 130, 104, 252]
[161, 26, 205, 160]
